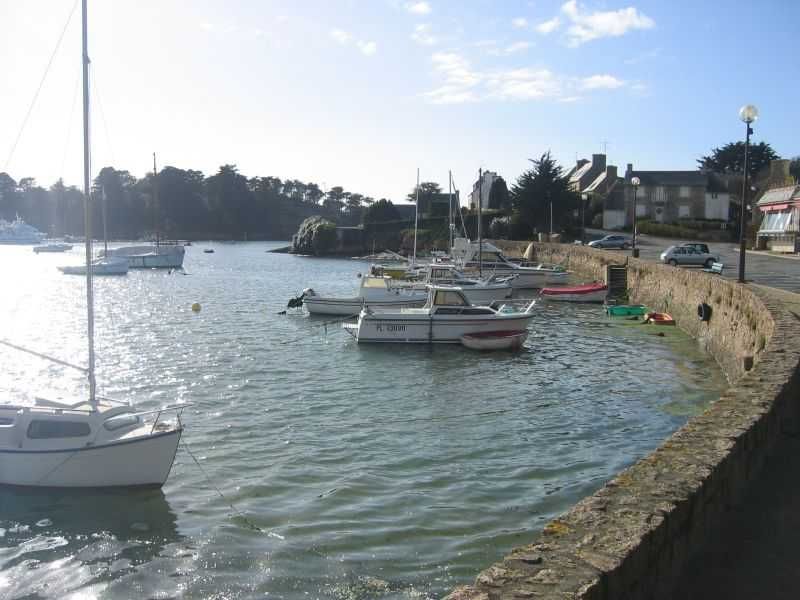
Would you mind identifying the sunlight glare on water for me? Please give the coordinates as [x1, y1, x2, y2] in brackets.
[0, 242, 727, 599]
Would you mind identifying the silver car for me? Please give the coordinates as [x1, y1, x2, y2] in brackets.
[660, 245, 719, 267]
[588, 235, 631, 249]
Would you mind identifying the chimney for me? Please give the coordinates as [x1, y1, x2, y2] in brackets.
[606, 165, 618, 186]
[626, 163, 633, 179]
[577, 158, 589, 168]
[592, 154, 607, 171]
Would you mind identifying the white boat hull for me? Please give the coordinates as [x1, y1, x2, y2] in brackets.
[107, 245, 185, 268]
[0, 428, 181, 488]
[59, 256, 129, 275]
[304, 296, 425, 316]
[348, 311, 534, 343]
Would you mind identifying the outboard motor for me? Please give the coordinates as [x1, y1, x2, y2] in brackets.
[287, 288, 314, 309]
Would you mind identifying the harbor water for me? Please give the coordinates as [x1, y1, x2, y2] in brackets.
[0, 242, 727, 599]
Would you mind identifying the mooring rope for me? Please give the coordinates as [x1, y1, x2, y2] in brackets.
[279, 313, 360, 346]
[0, 339, 88, 373]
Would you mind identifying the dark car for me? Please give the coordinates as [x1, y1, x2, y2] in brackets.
[587, 235, 631, 249]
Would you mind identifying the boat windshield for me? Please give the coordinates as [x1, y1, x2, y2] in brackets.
[433, 290, 468, 306]
[362, 277, 389, 289]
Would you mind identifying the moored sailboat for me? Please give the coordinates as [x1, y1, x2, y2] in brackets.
[0, 0, 187, 488]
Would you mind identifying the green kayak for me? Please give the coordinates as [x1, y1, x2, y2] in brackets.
[606, 304, 648, 317]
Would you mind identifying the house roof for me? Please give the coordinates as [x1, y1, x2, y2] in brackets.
[629, 171, 708, 187]
[569, 162, 594, 184]
[757, 185, 800, 206]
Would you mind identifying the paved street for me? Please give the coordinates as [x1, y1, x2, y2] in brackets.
[585, 231, 800, 293]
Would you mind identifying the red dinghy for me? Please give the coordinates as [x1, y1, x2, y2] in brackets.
[540, 282, 608, 303]
[644, 312, 676, 326]
[461, 330, 528, 351]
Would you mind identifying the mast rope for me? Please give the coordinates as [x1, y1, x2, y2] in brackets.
[3, 0, 80, 171]
[0, 339, 88, 374]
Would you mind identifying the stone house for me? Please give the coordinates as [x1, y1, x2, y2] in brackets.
[470, 171, 499, 210]
[565, 154, 624, 229]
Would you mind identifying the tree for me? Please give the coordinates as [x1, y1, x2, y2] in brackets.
[488, 177, 510, 211]
[698, 141, 779, 178]
[362, 198, 400, 224]
[406, 181, 442, 214]
[510, 152, 578, 234]
[323, 186, 347, 212]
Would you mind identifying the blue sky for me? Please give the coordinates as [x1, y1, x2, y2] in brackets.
[2, 0, 798, 203]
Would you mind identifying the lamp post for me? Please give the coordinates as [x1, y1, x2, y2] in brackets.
[630, 177, 640, 257]
[581, 193, 588, 244]
[738, 104, 758, 283]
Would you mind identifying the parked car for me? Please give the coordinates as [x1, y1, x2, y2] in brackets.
[587, 235, 631, 249]
[660, 245, 719, 267]
[680, 242, 710, 254]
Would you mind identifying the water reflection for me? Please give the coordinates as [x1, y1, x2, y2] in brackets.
[0, 488, 181, 598]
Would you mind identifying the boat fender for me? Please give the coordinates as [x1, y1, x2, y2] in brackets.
[697, 302, 712, 322]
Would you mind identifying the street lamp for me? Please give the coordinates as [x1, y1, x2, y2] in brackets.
[631, 176, 640, 257]
[738, 104, 758, 283]
[581, 193, 589, 244]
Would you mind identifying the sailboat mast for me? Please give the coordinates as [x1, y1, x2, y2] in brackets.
[153, 152, 160, 246]
[478, 168, 482, 278]
[101, 186, 108, 255]
[448, 170, 453, 252]
[413, 168, 419, 267]
[81, 0, 96, 405]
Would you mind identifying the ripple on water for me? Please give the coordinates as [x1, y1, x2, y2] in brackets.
[0, 243, 727, 599]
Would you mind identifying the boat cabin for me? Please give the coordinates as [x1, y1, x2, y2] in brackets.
[425, 287, 495, 315]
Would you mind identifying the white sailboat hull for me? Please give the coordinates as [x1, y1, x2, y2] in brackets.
[107, 245, 185, 268]
[0, 428, 181, 488]
[58, 256, 129, 275]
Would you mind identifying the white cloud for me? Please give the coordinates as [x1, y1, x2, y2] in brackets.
[580, 74, 625, 89]
[423, 52, 628, 104]
[488, 41, 532, 56]
[411, 23, 438, 46]
[561, 0, 654, 46]
[330, 29, 352, 45]
[512, 17, 528, 29]
[405, 1, 432, 15]
[535, 17, 561, 34]
[358, 41, 377, 56]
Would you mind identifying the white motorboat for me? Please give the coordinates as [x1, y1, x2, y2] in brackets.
[300, 275, 428, 316]
[0, 217, 46, 244]
[58, 255, 129, 276]
[451, 238, 568, 289]
[540, 282, 608, 303]
[104, 243, 185, 269]
[396, 264, 514, 305]
[342, 286, 536, 343]
[33, 242, 73, 253]
[0, 0, 187, 488]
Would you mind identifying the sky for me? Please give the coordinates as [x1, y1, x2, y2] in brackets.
[1, 0, 798, 204]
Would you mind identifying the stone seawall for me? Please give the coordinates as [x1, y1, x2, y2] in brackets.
[446, 243, 800, 600]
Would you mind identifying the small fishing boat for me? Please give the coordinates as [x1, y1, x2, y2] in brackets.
[393, 264, 514, 304]
[606, 304, 648, 317]
[299, 275, 428, 316]
[541, 282, 608, 303]
[342, 286, 536, 344]
[203, 248, 215, 253]
[644, 312, 676, 326]
[33, 243, 73, 253]
[460, 330, 528, 351]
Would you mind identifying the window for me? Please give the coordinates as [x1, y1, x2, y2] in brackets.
[679, 205, 690, 218]
[636, 204, 647, 217]
[680, 186, 690, 198]
[434, 290, 467, 306]
[28, 420, 91, 439]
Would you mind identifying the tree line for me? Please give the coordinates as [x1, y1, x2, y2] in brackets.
[0, 165, 389, 240]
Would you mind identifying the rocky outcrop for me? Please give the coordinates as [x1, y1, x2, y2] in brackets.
[291, 216, 337, 255]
